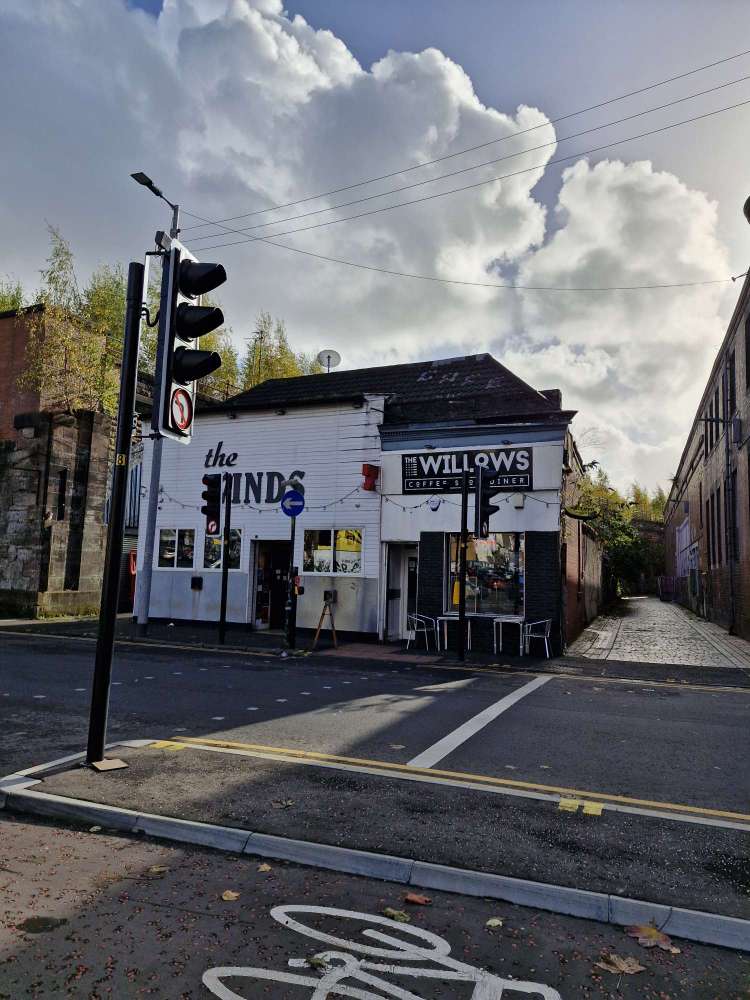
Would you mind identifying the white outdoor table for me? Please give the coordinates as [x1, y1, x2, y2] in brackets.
[436, 615, 472, 652]
[492, 615, 525, 655]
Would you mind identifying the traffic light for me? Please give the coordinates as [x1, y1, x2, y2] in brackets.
[155, 237, 227, 443]
[201, 474, 222, 536]
[474, 465, 502, 539]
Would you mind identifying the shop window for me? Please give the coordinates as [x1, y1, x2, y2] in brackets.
[303, 529, 363, 574]
[203, 529, 242, 570]
[333, 529, 362, 574]
[158, 528, 196, 568]
[446, 532, 524, 616]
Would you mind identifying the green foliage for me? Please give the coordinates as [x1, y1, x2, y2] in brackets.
[16, 227, 317, 415]
[574, 468, 665, 595]
[240, 311, 322, 389]
[0, 276, 25, 312]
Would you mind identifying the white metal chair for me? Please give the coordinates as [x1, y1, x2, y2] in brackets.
[406, 613, 437, 650]
[522, 619, 552, 658]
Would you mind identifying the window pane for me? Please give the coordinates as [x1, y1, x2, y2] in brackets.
[447, 533, 524, 616]
[176, 529, 195, 568]
[204, 535, 222, 570]
[303, 530, 332, 573]
[228, 528, 242, 570]
[158, 529, 176, 567]
[334, 528, 362, 573]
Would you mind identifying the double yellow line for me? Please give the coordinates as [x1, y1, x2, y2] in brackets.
[170, 736, 750, 825]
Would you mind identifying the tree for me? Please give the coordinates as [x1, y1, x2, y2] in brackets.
[0, 276, 25, 312]
[240, 311, 321, 389]
[18, 226, 122, 414]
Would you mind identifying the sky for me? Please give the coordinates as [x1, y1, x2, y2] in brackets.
[2, 0, 750, 491]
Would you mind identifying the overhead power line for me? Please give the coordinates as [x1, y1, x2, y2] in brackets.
[189, 72, 750, 244]
[190, 96, 750, 251]
[182, 45, 750, 232]
[231, 237, 735, 292]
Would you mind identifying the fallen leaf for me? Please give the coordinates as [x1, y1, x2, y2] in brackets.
[271, 799, 295, 809]
[16, 916, 68, 934]
[404, 892, 431, 906]
[221, 890, 240, 901]
[626, 924, 680, 952]
[257, 863, 272, 873]
[147, 865, 169, 876]
[383, 908, 411, 923]
[595, 953, 645, 975]
[89, 826, 102, 833]
[306, 956, 328, 970]
[485, 918, 504, 929]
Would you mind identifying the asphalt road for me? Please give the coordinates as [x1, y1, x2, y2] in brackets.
[2, 634, 750, 917]
[2, 814, 748, 999]
[2, 633, 749, 814]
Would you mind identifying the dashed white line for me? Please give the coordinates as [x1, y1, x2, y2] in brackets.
[33, 695, 46, 699]
[172, 671, 183, 675]
[74, 688, 86, 692]
[276, 698, 288, 703]
[211, 716, 225, 721]
[246, 707, 258, 711]
[300, 691, 311, 696]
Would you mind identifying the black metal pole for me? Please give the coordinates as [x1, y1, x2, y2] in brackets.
[285, 516, 297, 649]
[86, 261, 144, 765]
[218, 474, 231, 645]
[457, 470, 469, 662]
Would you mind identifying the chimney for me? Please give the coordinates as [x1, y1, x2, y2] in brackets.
[540, 388, 562, 409]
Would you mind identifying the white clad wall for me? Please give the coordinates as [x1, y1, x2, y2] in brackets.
[136, 396, 385, 626]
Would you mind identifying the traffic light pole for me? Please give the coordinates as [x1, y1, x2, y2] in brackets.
[135, 207, 179, 637]
[456, 471, 469, 662]
[218, 474, 232, 645]
[86, 262, 144, 765]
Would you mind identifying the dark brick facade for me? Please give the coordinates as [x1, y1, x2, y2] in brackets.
[416, 530, 563, 656]
[665, 274, 750, 638]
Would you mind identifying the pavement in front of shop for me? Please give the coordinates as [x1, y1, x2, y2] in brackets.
[5, 814, 747, 999]
[567, 596, 750, 670]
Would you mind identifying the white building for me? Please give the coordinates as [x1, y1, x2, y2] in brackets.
[136, 353, 598, 652]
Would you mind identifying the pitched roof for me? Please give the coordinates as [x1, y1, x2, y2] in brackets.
[208, 353, 575, 425]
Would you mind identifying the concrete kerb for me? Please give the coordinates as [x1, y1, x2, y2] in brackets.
[2, 783, 748, 952]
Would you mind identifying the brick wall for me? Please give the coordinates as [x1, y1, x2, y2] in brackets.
[665, 279, 750, 638]
[0, 310, 41, 442]
[562, 518, 603, 643]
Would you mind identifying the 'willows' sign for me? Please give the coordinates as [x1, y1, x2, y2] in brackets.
[401, 448, 532, 493]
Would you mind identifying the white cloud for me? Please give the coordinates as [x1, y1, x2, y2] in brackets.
[0, 0, 734, 491]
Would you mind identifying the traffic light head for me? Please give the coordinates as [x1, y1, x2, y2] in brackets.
[474, 465, 502, 538]
[201, 473, 222, 536]
[154, 239, 228, 443]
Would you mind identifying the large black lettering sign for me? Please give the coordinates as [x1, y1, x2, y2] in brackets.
[401, 448, 533, 493]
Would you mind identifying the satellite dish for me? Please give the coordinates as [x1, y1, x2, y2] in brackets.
[317, 348, 341, 374]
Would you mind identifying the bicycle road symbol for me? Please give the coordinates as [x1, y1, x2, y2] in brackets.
[203, 904, 562, 999]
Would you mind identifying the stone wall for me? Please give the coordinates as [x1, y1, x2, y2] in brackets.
[0, 409, 110, 617]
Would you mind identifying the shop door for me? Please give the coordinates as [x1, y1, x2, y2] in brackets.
[255, 541, 291, 630]
[386, 544, 418, 640]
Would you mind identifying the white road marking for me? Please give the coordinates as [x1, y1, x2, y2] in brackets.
[202, 903, 562, 999]
[200, 668, 208, 672]
[74, 688, 86, 692]
[300, 692, 311, 696]
[246, 707, 258, 711]
[323, 686, 331, 690]
[145, 676, 154, 679]
[276, 698, 288, 703]
[112, 682, 122, 686]
[172, 671, 183, 675]
[33, 695, 46, 699]
[407, 675, 553, 769]
[211, 716, 225, 721]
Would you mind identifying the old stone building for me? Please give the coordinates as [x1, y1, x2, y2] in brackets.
[0, 306, 112, 617]
[664, 273, 750, 637]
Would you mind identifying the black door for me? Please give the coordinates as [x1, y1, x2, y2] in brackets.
[257, 542, 291, 630]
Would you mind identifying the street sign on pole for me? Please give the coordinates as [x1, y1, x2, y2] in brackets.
[281, 490, 305, 517]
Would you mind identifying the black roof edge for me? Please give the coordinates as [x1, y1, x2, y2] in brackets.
[0, 303, 44, 321]
[203, 392, 367, 415]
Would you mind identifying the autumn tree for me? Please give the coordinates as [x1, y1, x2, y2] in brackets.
[0, 276, 25, 312]
[240, 311, 321, 389]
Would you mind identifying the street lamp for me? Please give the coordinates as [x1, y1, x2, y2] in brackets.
[130, 171, 179, 237]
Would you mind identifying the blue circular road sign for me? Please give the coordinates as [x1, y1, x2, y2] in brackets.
[281, 489, 305, 517]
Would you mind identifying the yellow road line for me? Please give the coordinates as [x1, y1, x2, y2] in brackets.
[176, 736, 750, 824]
